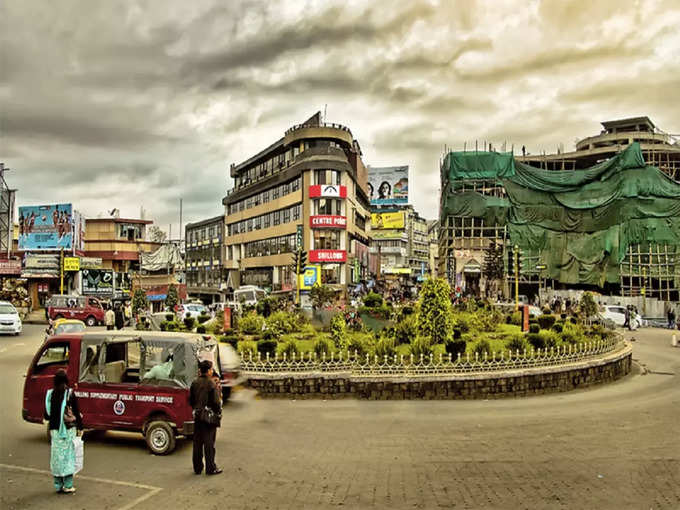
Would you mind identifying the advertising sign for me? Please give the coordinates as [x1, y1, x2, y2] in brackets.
[63, 257, 80, 271]
[367, 166, 408, 205]
[309, 185, 347, 198]
[23, 254, 60, 277]
[82, 269, 114, 296]
[371, 211, 405, 230]
[298, 265, 321, 290]
[370, 229, 404, 240]
[18, 203, 74, 251]
[309, 250, 347, 263]
[0, 259, 21, 275]
[296, 225, 303, 250]
[310, 215, 347, 229]
[80, 257, 103, 269]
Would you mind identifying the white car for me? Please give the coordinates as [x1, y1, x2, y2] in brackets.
[601, 305, 643, 329]
[0, 301, 22, 335]
[179, 303, 207, 320]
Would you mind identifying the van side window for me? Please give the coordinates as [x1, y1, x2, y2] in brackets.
[36, 343, 70, 371]
[103, 341, 141, 384]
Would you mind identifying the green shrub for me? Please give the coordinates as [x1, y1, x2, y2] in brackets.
[265, 311, 299, 336]
[561, 331, 578, 345]
[219, 334, 239, 346]
[445, 339, 467, 359]
[537, 314, 556, 330]
[159, 321, 168, 331]
[539, 330, 560, 350]
[237, 340, 257, 358]
[197, 313, 210, 324]
[330, 314, 347, 348]
[453, 315, 471, 333]
[505, 314, 513, 324]
[393, 314, 417, 345]
[527, 333, 545, 350]
[401, 305, 415, 317]
[452, 328, 463, 340]
[529, 323, 540, 334]
[363, 292, 384, 308]
[344, 334, 370, 358]
[165, 313, 175, 322]
[358, 304, 392, 319]
[505, 334, 527, 353]
[196, 325, 206, 334]
[165, 321, 180, 332]
[509, 311, 522, 326]
[183, 316, 196, 330]
[417, 278, 453, 344]
[280, 340, 299, 358]
[256, 296, 280, 317]
[473, 339, 492, 358]
[374, 336, 396, 360]
[313, 337, 334, 357]
[239, 312, 265, 335]
[551, 322, 564, 333]
[410, 336, 433, 359]
[257, 338, 278, 357]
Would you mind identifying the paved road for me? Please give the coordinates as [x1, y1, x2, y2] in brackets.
[1, 325, 678, 509]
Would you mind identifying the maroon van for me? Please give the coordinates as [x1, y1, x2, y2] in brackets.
[22, 331, 229, 455]
[47, 295, 105, 327]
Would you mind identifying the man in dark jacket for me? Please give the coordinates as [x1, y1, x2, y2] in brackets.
[189, 360, 222, 475]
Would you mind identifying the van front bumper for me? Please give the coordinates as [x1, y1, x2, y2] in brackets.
[181, 421, 194, 436]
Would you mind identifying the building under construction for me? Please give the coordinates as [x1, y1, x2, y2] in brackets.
[439, 117, 680, 302]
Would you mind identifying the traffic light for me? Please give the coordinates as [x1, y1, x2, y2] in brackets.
[298, 250, 307, 272]
[291, 250, 308, 275]
[507, 248, 515, 276]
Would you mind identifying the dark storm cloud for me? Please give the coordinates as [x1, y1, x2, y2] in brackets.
[1, 0, 678, 228]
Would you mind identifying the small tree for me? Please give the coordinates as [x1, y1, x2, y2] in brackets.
[165, 284, 178, 310]
[417, 277, 453, 345]
[310, 283, 335, 310]
[132, 288, 149, 317]
[579, 292, 598, 323]
[148, 225, 167, 243]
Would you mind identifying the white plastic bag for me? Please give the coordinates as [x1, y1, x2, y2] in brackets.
[73, 436, 84, 474]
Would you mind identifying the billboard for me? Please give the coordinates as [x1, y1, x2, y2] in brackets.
[367, 166, 408, 205]
[82, 269, 114, 296]
[371, 211, 405, 230]
[18, 204, 73, 251]
[298, 265, 321, 290]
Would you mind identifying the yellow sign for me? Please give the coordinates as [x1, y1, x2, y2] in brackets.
[63, 257, 80, 271]
[298, 265, 321, 290]
[371, 211, 405, 230]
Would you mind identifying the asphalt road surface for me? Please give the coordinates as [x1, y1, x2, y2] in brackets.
[1, 324, 678, 509]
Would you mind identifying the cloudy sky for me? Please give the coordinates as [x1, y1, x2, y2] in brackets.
[1, 0, 679, 234]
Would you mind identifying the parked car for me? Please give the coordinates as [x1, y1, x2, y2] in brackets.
[53, 318, 87, 336]
[600, 305, 643, 329]
[178, 303, 207, 321]
[0, 301, 22, 335]
[22, 331, 239, 455]
[47, 295, 105, 327]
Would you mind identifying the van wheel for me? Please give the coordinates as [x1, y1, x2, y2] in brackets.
[85, 316, 97, 327]
[222, 386, 232, 401]
[145, 421, 176, 455]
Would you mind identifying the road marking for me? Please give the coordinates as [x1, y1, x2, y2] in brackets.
[0, 463, 162, 510]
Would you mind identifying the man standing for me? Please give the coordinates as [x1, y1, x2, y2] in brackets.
[190, 360, 222, 475]
[104, 306, 115, 331]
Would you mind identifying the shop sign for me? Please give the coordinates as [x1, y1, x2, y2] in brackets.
[309, 250, 347, 263]
[371, 211, 405, 230]
[82, 269, 114, 296]
[0, 259, 22, 275]
[310, 215, 347, 229]
[309, 185, 347, 198]
[298, 265, 321, 290]
[63, 257, 80, 271]
[80, 257, 103, 270]
[382, 267, 411, 274]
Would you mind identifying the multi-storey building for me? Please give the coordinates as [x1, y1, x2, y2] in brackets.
[222, 112, 372, 293]
[427, 220, 439, 278]
[84, 217, 160, 272]
[185, 215, 225, 303]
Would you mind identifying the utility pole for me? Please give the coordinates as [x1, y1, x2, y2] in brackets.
[60, 248, 64, 294]
[514, 244, 519, 310]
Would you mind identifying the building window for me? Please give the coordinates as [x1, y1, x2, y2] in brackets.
[292, 204, 301, 221]
[263, 212, 270, 228]
[320, 265, 340, 284]
[247, 219, 253, 232]
[283, 208, 290, 223]
[315, 170, 341, 185]
[273, 211, 280, 226]
[254, 216, 261, 230]
[118, 224, 142, 241]
[291, 177, 300, 192]
[315, 199, 341, 216]
[314, 230, 341, 250]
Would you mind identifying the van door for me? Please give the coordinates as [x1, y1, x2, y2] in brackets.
[97, 340, 143, 428]
[23, 340, 76, 422]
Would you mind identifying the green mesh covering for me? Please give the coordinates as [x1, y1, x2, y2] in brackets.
[442, 143, 680, 285]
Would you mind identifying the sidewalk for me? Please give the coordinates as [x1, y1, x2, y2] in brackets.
[22, 309, 48, 325]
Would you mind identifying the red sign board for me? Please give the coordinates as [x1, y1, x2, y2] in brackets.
[0, 259, 22, 275]
[310, 215, 347, 229]
[309, 250, 347, 263]
[309, 185, 347, 198]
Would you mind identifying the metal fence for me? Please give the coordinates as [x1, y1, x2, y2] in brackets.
[241, 337, 624, 377]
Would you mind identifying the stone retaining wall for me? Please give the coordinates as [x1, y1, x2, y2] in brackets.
[246, 343, 633, 400]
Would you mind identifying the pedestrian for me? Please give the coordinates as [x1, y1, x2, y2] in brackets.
[104, 306, 115, 331]
[623, 306, 631, 330]
[114, 304, 124, 330]
[190, 360, 222, 475]
[45, 369, 83, 493]
[668, 308, 675, 329]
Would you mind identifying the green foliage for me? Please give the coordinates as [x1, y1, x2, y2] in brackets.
[183, 316, 196, 331]
[257, 338, 278, 357]
[445, 339, 467, 359]
[580, 292, 599, 320]
[165, 313, 175, 322]
[132, 288, 149, 317]
[329, 314, 347, 348]
[363, 292, 384, 307]
[529, 323, 540, 334]
[313, 337, 334, 357]
[219, 334, 239, 346]
[358, 304, 392, 319]
[239, 312, 265, 335]
[135, 317, 150, 330]
[344, 333, 371, 357]
[400, 305, 415, 317]
[256, 296, 281, 318]
[165, 321, 180, 332]
[505, 334, 527, 353]
[237, 340, 257, 358]
[310, 284, 336, 309]
[280, 340, 299, 358]
[374, 336, 396, 360]
[409, 336, 433, 359]
[159, 321, 168, 331]
[165, 284, 179, 310]
[473, 339, 492, 358]
[393, 314, 417, 345]
[196, 325, 206, 334]
[551, 322, 564, 333]
[537, 314, 556, 330]
[265, 311, 299, 337]
[417, 278, 453, 345]
[509, 311, 522, 326]
[539, 330, 560, 350]
[527, 333, 545, 350]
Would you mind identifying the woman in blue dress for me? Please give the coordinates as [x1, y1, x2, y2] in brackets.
[45, 369, 83, 493]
